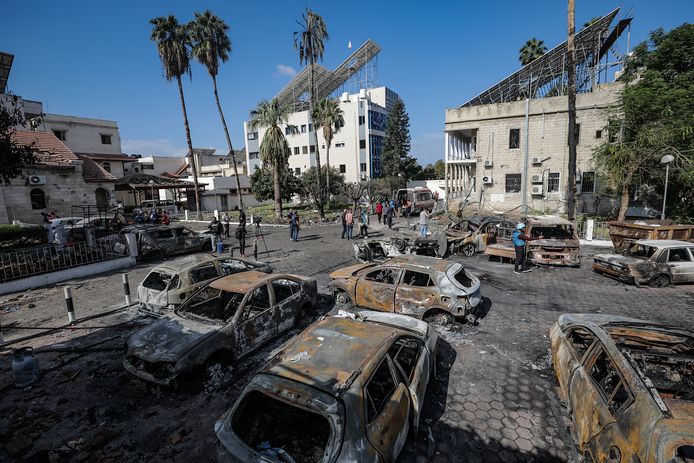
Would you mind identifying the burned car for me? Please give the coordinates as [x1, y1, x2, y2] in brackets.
[352, 232, 448, 262]
[124, 271, 316, 386]
[116, 224, 211, 259]
[214, 309, 439, 463]
[550, 314, 694, 463]
[138, 255, 272, 313]
[330, 255, 481, 323]
[593, 239, 694, 287]
[445, 215, 516, 256]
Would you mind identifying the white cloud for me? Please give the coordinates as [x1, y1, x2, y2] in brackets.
[275, 64, 297, 77]
[121, 139, 188, 157]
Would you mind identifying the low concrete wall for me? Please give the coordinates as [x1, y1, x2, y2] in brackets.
[0, 256, 136, 296]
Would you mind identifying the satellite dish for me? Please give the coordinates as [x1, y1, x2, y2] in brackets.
[348, 41, 352, 49]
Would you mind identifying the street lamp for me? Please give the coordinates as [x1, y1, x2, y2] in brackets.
[660, 154, 675, 220]
[149, 179, 155, 202]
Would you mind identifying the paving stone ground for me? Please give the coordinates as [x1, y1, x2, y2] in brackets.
[0, 217, 692, 462]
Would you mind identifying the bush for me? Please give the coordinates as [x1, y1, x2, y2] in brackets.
[0, 224, 47, 250]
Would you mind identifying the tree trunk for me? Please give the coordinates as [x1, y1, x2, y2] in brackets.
[177, 75, 202, 220]
[273, 165, 282, 218]
[309, 62, 324, 219]
[325, 144, 331, 195]
[618, 186, 629, 220]
[566, 0, 577, 221]
[212, 75, 244, 210]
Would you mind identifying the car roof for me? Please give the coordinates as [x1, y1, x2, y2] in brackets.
[633, 239, 694, 248]
[262, 315, 405, 396]
[152, 254, 216, 273]
[209, 270, 273, 293]
[386, 255, 456, 273]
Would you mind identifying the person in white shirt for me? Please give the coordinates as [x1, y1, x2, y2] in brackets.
[419, 208, 430, 237]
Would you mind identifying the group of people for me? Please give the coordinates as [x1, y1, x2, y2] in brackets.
[134, 208, 170, 225]
[374, 200, 397, 229]
[340, 207, 370, 240]
[209, 209, 248, 257]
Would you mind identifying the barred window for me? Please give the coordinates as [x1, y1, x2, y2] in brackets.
[505, 174, 522, 193]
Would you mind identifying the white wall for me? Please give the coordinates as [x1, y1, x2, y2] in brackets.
[42, 114, 122, 155]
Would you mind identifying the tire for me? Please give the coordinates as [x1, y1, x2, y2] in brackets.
[427, 311, 455, 326]
[648, 274, 671, 288]
[393, 238, 407, 253]
[335, 291, 351, 304]
[462, 243, 475, 257]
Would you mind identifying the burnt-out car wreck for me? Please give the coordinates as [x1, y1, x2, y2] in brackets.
[352, 232, 448, 262]
[214, 310, 439, 463]
[550, 314, 694, 463]
[124, 271, 316, 386]
[116, 224, 211, 259]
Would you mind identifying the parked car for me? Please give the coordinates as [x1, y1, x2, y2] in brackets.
[394, 187, 435, 214]
[550, 313, 694, 463]
[138, 255, 273, 313]
[330, 255, 481, 323]
[123, 271, 317, 386]
[116, 224, 211, 259]
[133, 199, 179, 215]
[214, 309, 439, 463]
[593, 239, 694, 287]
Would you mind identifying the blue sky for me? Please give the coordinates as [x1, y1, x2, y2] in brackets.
[2, 1, 691, 166]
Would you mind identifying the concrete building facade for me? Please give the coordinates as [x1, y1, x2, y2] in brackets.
[244, 86, 398, 183]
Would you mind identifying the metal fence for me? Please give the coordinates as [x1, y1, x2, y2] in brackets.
[0, 237, 128, 283]
[576, 220, 611, 241]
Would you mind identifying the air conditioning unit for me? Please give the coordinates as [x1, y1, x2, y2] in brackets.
[576, 170, 582, 182]
[532, 157, 542, 165]
[531, 174, 543, 183]
[531, 185, 544, 195]
[484, 160, 493, 167]
[482, 176, 493, 185]
[28, 175, 46, 185]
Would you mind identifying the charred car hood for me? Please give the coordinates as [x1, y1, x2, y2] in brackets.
[594, 253, 645, 265]
[530, 238, 579, 248]
[329, 262, 374, 279]
[127, 316, 219, 363]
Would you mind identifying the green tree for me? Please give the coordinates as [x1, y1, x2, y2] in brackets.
[519, 38, 547, 66]
[434, 159, 446, 180]
[381, 98, 418, 192]
[342, 180, 369, 211]
[300, 166, 344, 212]
[294, 8, 329, 219]
[150, 15, 202, 218]
[250, 166, 301, 203]
[312, 98, 344, 193]
[595, 24, 694, 220]
[189, 10, 244, 209]
[249, 99, 295, 217]
[0, 96, 37, 185]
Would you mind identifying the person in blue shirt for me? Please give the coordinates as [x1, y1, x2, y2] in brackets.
[512, 223, 542, 274]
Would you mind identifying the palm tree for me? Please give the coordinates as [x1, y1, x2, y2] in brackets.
[313, 98, 344, 194]
[519, 38, 547, 65]
[189, 10, 244, 211]
[294, 8, 328, 219]
[249, 99, 294, 218]
[150, 15, 202, 219]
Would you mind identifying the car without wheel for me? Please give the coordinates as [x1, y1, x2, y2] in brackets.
[124, 271, 316, 386]
[550, 314, 694, 463]
[214, 309, 439, 463]
[329, 255, 481, 324]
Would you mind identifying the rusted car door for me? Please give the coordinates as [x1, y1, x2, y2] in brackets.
[365, 357, 410, 462]
[233, 284, 277, 359]
[271, 278, 302, 334]
[665, 247, 694, 283]
[356, 268, 401, 312]
[553, 326, 596, 400]
[389, 337, 429, 432]
[394, 270, 438, 317]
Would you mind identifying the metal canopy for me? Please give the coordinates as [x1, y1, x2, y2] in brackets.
[115, 174, 201, 191]
[460, 9, 630, 108]
[0, 52, 14, 94]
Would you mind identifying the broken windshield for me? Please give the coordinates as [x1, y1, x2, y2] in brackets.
[142, 271, 173, 291]
[531, 226, 575, 240]
[180, 289, 244, 323]
[625, 244, 658, 259]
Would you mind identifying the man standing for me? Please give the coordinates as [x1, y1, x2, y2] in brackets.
[340, 209, 348, 239]
[236, 220, 247, 257]
[289, 209, 300, 242]
[345, 209, 354, 240]
[385, 203, 394, 229]
[209, 217, 222, 251]
[375, 201, 383, 224]
[359, 207, 369, 238]
[512, 223, 541, 274]
[222, 212, 230, 237]
[419, 208, 430, 237]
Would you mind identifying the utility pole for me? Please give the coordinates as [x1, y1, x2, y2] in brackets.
[566, 0, 578, 221]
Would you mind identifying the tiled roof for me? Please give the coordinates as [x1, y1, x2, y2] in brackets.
[75, 154, 117, 182]
[76, 152, 136, 162]
[11, 130, 78, 165]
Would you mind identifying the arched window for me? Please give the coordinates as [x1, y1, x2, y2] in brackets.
[30, 188, 46, 209]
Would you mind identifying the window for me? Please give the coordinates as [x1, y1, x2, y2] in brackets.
[100, 134, 112, 145]
[294, 168, 300, 176]
[566, 328, 595, 360]
[589, 348, 631, 415]
[102, 161, 111, 173]
[339, 164, 346, 174]
[300, 124, 307, 133]
[505, 174, 522, 193]
[368, 110, 387, 132]
[358, 116, 365, 126]
[53, 130, 66, 141]
[249, 152, 260, 160]
[667, 248, 691, 262]
[293, 147, 300, 155]
[509, 129, 520, 149]
[142, 271, 173, 291]
[365, 268, 400, 285]
[547, 172, 560, 193]
[365, 359, 396, 422]
[189, 264, 221, 283]
[246, 286, 271, 311]
[30, 188, 46, 209]
[595, 130, 603, 139]
[310, 145, 316, 153]
[360, 163, 367, 172]
[272, 279, 300, 303]
[285, 126, 293, 136]
[335, 142, 345, 148]
[302, 146, 308, 155]
[247, 132, 257, 140]
[581, 172, 595, 193]
[389, 338, 421, 382]
[359, 139, 366, 149]
[568, 123, 581, 145]
[308, 124, 312, 132]
[402, 270, 433, 287]
[141, 164, 154, 170]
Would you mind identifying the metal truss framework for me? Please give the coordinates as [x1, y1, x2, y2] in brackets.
[274, 39, 381, 112]
[460, 8, 632, 108]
